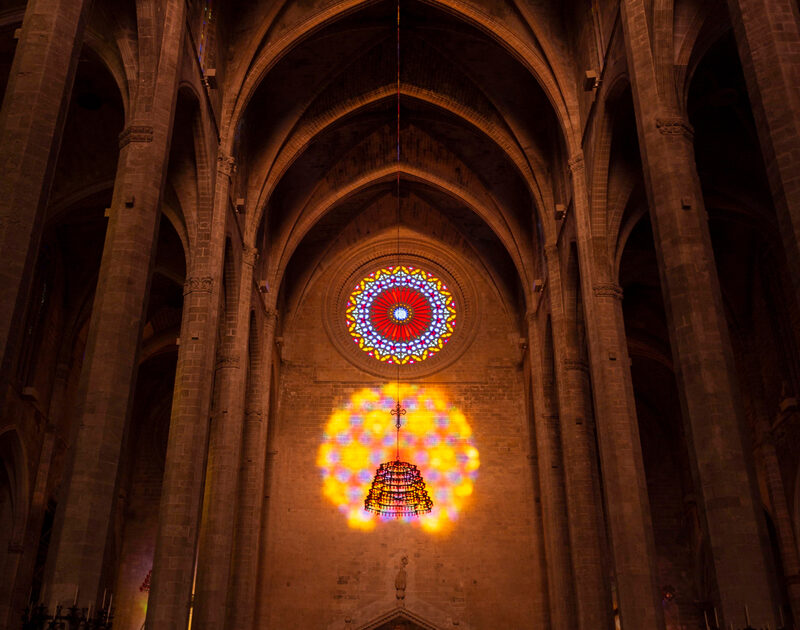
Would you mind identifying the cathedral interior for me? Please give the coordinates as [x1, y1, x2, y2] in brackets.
[1, 0, 800, 629]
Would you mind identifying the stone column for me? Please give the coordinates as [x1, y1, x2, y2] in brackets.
[569, 153, 665, 629]
[755, 418, 800, 623]
[43, 0, 186, 610]
[192, 246, 256, 630]
[621, 1, 778, 624]
[726, 0, 800, 310]
[227, 307, 277, 630]
[742, 341, 800, 623]
[526, 312, 577, 630]
[0, 361, 69, 626]
[0, 0, 91, 385]
[587, 284, 665, 629]
[145, 152, 234, 630]
[545, 247, 611, 630]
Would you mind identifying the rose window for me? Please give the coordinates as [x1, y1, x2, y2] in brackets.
[345, 266, 456, 364]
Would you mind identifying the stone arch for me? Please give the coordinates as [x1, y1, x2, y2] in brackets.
[676, 2, 733, 113]
[269, 167, 533, 311]
[222, 0, 578, 160]
[612, 196, 648, 283]
[354, 607, 445, 630]
[590, 67, 629, 224]
[83, 29, 132, 118]
[246, 86, 552, 243]
[284, 192, 515, 324]
[604, 83, 646, 283]
[591, 74, 643, 282]
[166, 85, 208, 266]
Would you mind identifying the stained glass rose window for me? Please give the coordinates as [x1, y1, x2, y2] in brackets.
[345, 266, 456, 364]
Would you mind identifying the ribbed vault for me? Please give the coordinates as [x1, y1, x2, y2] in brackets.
[231, 0, 566, 317]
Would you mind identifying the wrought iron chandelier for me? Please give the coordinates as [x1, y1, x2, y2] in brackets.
[364, 402, 433, 517]
[363, 0, 433, 519]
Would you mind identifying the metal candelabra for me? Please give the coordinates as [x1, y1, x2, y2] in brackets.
[704, 607, 790, 630]
[22, 603, 113, 630]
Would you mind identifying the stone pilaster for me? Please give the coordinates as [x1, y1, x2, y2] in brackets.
[0, 362, 69, 626]
[526, 312, 577, 630]
[227, 307, 278, 630]
[755, 422, 800, 623]
[192, 245, 257, 630]
[742, 341, 800, 623]
[0, 0, 91, 386]
[145, 151, 234, 630]
[44, 0, 187, 611]
[727, 0, 800, 314]
[621, 1, 777, 624]
[569, 150, 665, 629]
[544, 247, 611, 630]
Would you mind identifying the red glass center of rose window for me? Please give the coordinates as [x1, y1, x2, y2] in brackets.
[370, 286, 432, 341]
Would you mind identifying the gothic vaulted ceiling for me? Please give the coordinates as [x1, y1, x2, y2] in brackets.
[222, 0, 571, 319]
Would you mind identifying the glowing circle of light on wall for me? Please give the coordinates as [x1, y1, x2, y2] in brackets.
[317, 384, 479, 533]
[345, 266, 456, 364]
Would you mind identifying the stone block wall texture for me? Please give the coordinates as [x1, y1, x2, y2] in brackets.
[260, 255, 541, 630]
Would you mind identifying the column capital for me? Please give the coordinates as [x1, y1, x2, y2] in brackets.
[118, 125, 155, 149]
[216, 353, 240, 369]
[184, 276, 214, 296]
[563, 358, 590, 372]
[568, 151, 585, 174]
[592, 283, 623, 300]
[242, 246, 259, 267]
[217, 150, 237, 176]
[655, 116, 694, 141]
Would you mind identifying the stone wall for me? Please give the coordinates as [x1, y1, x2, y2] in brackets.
[262, 249, 540, 629]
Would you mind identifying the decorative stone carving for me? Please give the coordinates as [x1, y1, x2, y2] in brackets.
[217, 150, 237, 176]
[563, 359, 589, 372]
[118, 125, 154, 148]
[395, 557, 408, 604]
[543, 243, 560, 262]
[568, 152, 585, 173]
[183, 276, 214, 296]
[242, 245, 259, 267]
[216, 354, 240, 369]
[264, 308, 279, 326]
[592, 283, 623, 300]
[655, 117, 694, 140]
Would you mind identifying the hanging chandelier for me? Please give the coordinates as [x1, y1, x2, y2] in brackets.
[363, 1, 433, 519]
[364, 403, 433, 517]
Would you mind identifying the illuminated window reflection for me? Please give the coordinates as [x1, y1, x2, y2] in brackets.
[317, 384, 479, 533]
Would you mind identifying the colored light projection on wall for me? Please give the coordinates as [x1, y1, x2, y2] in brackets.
[317, 384, 479, 533]
[346, 266, 456, 364]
